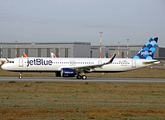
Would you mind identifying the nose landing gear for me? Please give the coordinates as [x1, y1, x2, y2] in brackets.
[19, 72, 22, 79]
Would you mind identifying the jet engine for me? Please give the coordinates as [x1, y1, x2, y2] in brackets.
[61, 68, 76, 77]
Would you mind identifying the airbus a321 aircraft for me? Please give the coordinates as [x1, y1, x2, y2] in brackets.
[1, 37, 159, 79]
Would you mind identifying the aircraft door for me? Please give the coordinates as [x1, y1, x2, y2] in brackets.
[98, 60, 102, 64]
[19, 58, 23, 67]
[132, 60, 136, 68]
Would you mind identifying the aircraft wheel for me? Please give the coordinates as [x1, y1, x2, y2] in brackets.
[77, 75, 81, 79]
[19, 72, 22, 79]
[82, 75, 87, 80]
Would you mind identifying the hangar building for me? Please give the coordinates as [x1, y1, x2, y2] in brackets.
[91, 45, 159, 58]
[1, 42, 91, 58]
[0, 41, 160, 58]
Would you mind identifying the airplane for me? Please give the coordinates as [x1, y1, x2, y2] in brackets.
[23, 52, 56, 58]
[23, 52, 28, 57]
[51, 52, 56, 58]
[1, 37, 159, 79]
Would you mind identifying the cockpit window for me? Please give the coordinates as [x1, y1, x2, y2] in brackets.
[7, 61, 14, 63]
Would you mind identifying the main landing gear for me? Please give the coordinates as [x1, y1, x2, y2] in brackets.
[81, 75, 87, 80]
[77, 73, 87, 80]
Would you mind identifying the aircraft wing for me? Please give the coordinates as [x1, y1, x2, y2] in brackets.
[70, 54, 116, 71]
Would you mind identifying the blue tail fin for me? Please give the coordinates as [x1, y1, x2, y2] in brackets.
[133, 37, 158, 59]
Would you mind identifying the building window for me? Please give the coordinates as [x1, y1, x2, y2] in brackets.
[47, 48, 50, 57]
[38, 48, 41, 57]
[56, 48, 58, 57]
[90, 51, 92, 58]
[106, 52, 108, 58]
[65, 48, 68, 58]
[17, 48, 20, 57]
[25, 48, 28, 56]
[122, 52, 124, 58]
[8, 48, 11, 58]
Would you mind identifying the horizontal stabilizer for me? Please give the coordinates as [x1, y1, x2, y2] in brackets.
[143, 60, 160, 64]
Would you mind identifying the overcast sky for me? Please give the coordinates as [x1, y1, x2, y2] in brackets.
[0, 0, 165, 47]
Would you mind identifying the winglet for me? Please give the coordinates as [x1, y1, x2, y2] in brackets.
[104, 54, 116, 65]
[110, 54, 116, 63]
[109, 54, 116, 63]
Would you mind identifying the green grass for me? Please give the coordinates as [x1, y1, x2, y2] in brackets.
[0, 82, 165, 119]
[1, 66, 165, 119]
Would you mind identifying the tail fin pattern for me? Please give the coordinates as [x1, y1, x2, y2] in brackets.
[133, 37, 158, 59]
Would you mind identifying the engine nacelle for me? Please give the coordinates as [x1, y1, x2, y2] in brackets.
[61, 68, 76, 77]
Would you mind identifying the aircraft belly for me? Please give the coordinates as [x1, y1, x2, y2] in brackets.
[26, 64, 64, 71]
[94, 64, 131, 72]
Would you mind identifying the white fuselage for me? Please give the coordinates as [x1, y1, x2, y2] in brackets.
[1, 57, 158, 72]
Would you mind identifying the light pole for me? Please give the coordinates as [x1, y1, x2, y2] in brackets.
[127, 39, 129, 58]
[99, 32, 103, 58]
[1, 42, 2, 58]
[118, 42, 120, 58]
[15, 41, 17, 58]
[58, 43, 60, 58]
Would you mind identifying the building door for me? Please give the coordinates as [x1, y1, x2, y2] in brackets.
[132, 60, 136, 68]
[19, 58, 23, 67]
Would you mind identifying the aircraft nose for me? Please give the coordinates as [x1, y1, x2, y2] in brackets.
[1, 64, 8, 70]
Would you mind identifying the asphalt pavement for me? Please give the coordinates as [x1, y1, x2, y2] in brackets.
[0, 77, 165, 83]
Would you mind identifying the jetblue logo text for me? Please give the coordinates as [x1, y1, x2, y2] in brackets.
[27, 59, 53, 67]
[141, 51, 152, 55]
